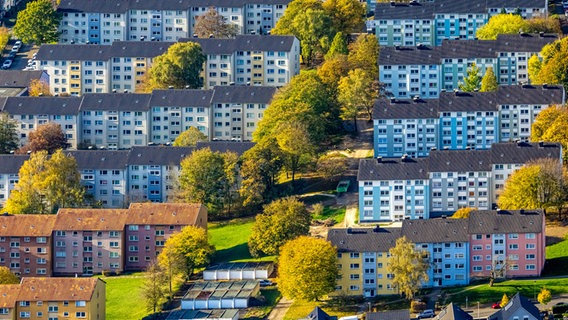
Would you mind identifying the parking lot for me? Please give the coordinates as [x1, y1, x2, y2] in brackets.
[1, 39, 37, 71]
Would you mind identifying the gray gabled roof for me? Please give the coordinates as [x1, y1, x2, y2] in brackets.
[402, 218, 469, 243]
[436, 302, 473, 320]
[367, 309, 410, 320]
[211, 86, 277, 104]
[196, 141, 254, 156]
[428, 149, 492, 172]
[79, 93, 152, 111]
[110, 41, 174, 58]
[2, 97, 82, 115]
[149, 89, 213, 107]
[36, 44, 113, 61]
[301, 307, 337, 320]
[379, 46, 441, 65]
[439, 91, 498, 112]
[183, 35, 297, 54]
[0, 70, 45, 88]
[0, 155, 30, 173]
[495, 33, 559, 53]
[374, 98, 438, 119]
[358, 157, 430, 181]
[490, 141, 561, 164]
[487, 293, 540, 320]
[128, 146, 195, 165]
[327, 227, 402, 253]
[375, 2, 435, 20]
[441, 40, 497, 59]
[68, 150, 130, 169]
[497, 84, 564, 105]
[468, 210, 543, 234]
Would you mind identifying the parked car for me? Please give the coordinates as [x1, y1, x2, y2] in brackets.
[2, 59, 12, 69]
[492, 302, 502, 309]
[12, 41, 21, 51]
[417, 309, 435, 319]
[259, 279, 273, 287]
[7, 51, 16, 59]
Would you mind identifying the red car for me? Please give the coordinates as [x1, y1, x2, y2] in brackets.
[492, 302, 501, 309]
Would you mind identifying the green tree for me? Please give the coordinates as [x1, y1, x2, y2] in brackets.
[316, 152, 348, 181]
[476, 14, 528, 40]
[142, 261, 167, 315]
[480, 67, 498, 92]
[538, 287, 552, 306]
[528, 37, 568, 91]
[317, 54, 350, 91]
[193, 7, 238, 38]
[387, 236, 429, 299]
[0, 266, 20, 284]
[248, 197, 311, 257]
[500, 293, 509, 308]
[19, 122, 68, 154]
[13, 0, 60, 44]
[337, 68, 377, 131]
[177, 148, 239, 216]
[158, 226, 215, 281]
[239, 138, 283, 207]
[528, 54, 542, 84]
[277, 236, 338, 301]
[322, 0, 365, 34]
[146, 42, 206, 90]
[525, 17, 562, 35]
[0, 27, 10, 51]
[0, 112, 18, 154]
[458, 63, 482, 92]
[348, 34, 380, 79]
[172, 126, 207, 147]
[5, 150, 84, 214]
[325, 32, 349, 60]
[531, 105, 568, 162]
[276, 120, 315, 183]
[451, 207, 475, 219]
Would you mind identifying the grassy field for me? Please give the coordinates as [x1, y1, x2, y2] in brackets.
[443, 278, 568, 305]
[312, 206, 346, 224]
[545, 238, 568, 276]
[101, 274, 149, 320]
[208, 218, 275, 263]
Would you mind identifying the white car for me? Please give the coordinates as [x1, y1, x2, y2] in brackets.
[2, 60, 12, 69]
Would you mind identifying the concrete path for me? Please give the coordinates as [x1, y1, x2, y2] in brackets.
[267, 297, 292, 320]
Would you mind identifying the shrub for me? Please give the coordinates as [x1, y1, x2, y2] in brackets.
[411, 300, 427, 313]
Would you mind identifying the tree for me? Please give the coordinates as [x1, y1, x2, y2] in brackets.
[142, 261, 167, 316]
[0, 112, 19, 154]
[480, 67, 498, 92]
[193, 7, 238, 38]
[458, 63, 482, 92]
[527, 54, 542, 84]
[451, 207, 475, 219]
[172, 126, 207, 147]
[528, 37, 568, 91]
[324, 32, 348, 60]
[317, 54, 350, 91]
[476, 14, 528, 40]
[276, 120, 315, 183]
[277, 236, 338, 301]
[387, 236, 429, 299]
[316, 152, 348, 181]
[531, 105, 568, 160]
[19, 122, 67, 154]
[348, 34, 380, 79]
[525, 17, 562, 35]
[146, 42, 206, 90]
[0, 266, 19, 284]
[158, 226, 215, 281]
[322, 0, 365, 34]
[13, 0, 60, 44]
[337, 69, 377, 131]
[0, 27, 10, 52]
[497, 165, 541, 210]
[28, 79, 52, 97]
[500, 293, 509, 307]
[538, 287, 552, 306]
[5, 150, 84, 214]
[248, 197, 311, 257]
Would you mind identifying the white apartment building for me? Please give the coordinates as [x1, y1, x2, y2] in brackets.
[57, 0, 290, 44]
[36, 35, 300, 95]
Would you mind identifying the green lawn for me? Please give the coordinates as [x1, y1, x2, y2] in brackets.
[101, 274, 149, 320]
[312, 206, 346, 224]
[443, 278, 568, 305]
[545, 239, 568, 276]
[209, 218, 275, 263]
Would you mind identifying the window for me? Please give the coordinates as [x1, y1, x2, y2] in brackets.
[75, 301, 86, 307]
[76, 312, 86, 318]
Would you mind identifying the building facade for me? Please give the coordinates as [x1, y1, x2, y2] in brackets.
[57, 0, 289, 44]
[358, 142, 561, 222]
[373, 85, 564, 158]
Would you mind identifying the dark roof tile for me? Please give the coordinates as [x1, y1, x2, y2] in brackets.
[402, 218, 469, 243]
[468, 210, 543, 234]
[327, 227, 402, 253]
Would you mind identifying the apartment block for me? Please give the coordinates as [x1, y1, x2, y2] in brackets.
[328, 210, 544, 297]
[373, 0, 547, 46]
[0, 215, 56, 278]
[36, 36, 299, 95]
[379, 34, 557, 99]
[358, 142, 561, 222]
[373, 85, 564, 158]
[0, 142, 253, 209]
[57, 0, 288, 44]
[0, 277, 105, 320]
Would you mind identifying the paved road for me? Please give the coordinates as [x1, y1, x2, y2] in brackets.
[267, 297, 292, 320]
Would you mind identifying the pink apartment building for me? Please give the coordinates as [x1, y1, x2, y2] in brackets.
[0, 215, 56, 277]
[124, 203, 207, 271]
[52, 209, 128, 276]
[468, 209, 545, 279]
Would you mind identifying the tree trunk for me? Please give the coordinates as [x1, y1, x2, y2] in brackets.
[489, 278, 494, 287]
